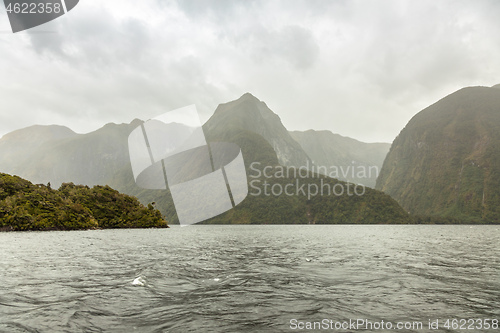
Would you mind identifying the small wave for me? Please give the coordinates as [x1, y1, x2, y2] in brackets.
[132, 277, 146, 286]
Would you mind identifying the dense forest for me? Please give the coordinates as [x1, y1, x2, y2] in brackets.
[0, 173, 167, 231]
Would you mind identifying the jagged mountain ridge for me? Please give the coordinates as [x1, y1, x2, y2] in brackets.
[203, 93, 312, 167]
[0, 93, 389, 188]
[0, 93, 410, 224]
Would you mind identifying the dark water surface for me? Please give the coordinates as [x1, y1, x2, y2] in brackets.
[0, 225, 499, 332]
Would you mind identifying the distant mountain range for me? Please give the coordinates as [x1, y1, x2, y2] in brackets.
[0, 93, 389, 188]
[0, 93, 406, 224]
[290, 130, 390, 188]
[0, 121, 137, 188]
[5, 87, 500, 224]
[377, 84, 500, 223]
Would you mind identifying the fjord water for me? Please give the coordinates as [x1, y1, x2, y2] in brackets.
[0, 225, 498, 333]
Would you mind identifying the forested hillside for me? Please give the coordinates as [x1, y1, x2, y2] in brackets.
[377, 85, 500, 223]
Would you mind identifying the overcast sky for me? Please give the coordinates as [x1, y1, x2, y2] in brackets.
[1, 0, 500, 142]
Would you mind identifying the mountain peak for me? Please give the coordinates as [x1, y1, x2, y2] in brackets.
[130, 118, 144, 127]
[238, 92, 260, 101]
[213, 93, 268, 118]
[492, 83, 500, 89]
[205, 94, 311, 167]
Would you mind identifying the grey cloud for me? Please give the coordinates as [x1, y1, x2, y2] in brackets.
[232, 24, 320, 70]
[173, 0, 252, 18]
[268, 25, 320, 70]
[1, 0, 500, 143]
[27, 8, 152, 69]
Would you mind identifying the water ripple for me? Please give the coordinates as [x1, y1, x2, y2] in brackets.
[0, 225, 498, 332]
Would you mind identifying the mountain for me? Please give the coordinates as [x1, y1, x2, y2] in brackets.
[0, 121, 142, 188]
[290, 130, 390, 188]
[204, 93, 311, 167]
[0, 125, 77, 174]
[0, 93, 411, 224]
[197, 94, 409, 224]
[376, 85, 500, 223]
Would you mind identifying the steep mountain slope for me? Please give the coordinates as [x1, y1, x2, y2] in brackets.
[204, 93, 311, 167]
[290, 130, 390, 188]
[376, 85, 500, 223]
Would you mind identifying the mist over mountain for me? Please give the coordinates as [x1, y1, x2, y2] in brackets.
[0, 93, 410, 224]
[0, 121, 140, 187]
[0, 125, 77, 174]
[377, 85, 500, 223]
[290, 130, 390, 188]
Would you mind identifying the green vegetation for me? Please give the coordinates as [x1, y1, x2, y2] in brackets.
[0, 173, 167, 231]
[377, 85, 500, 224]
[200, 167, 410, 225]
